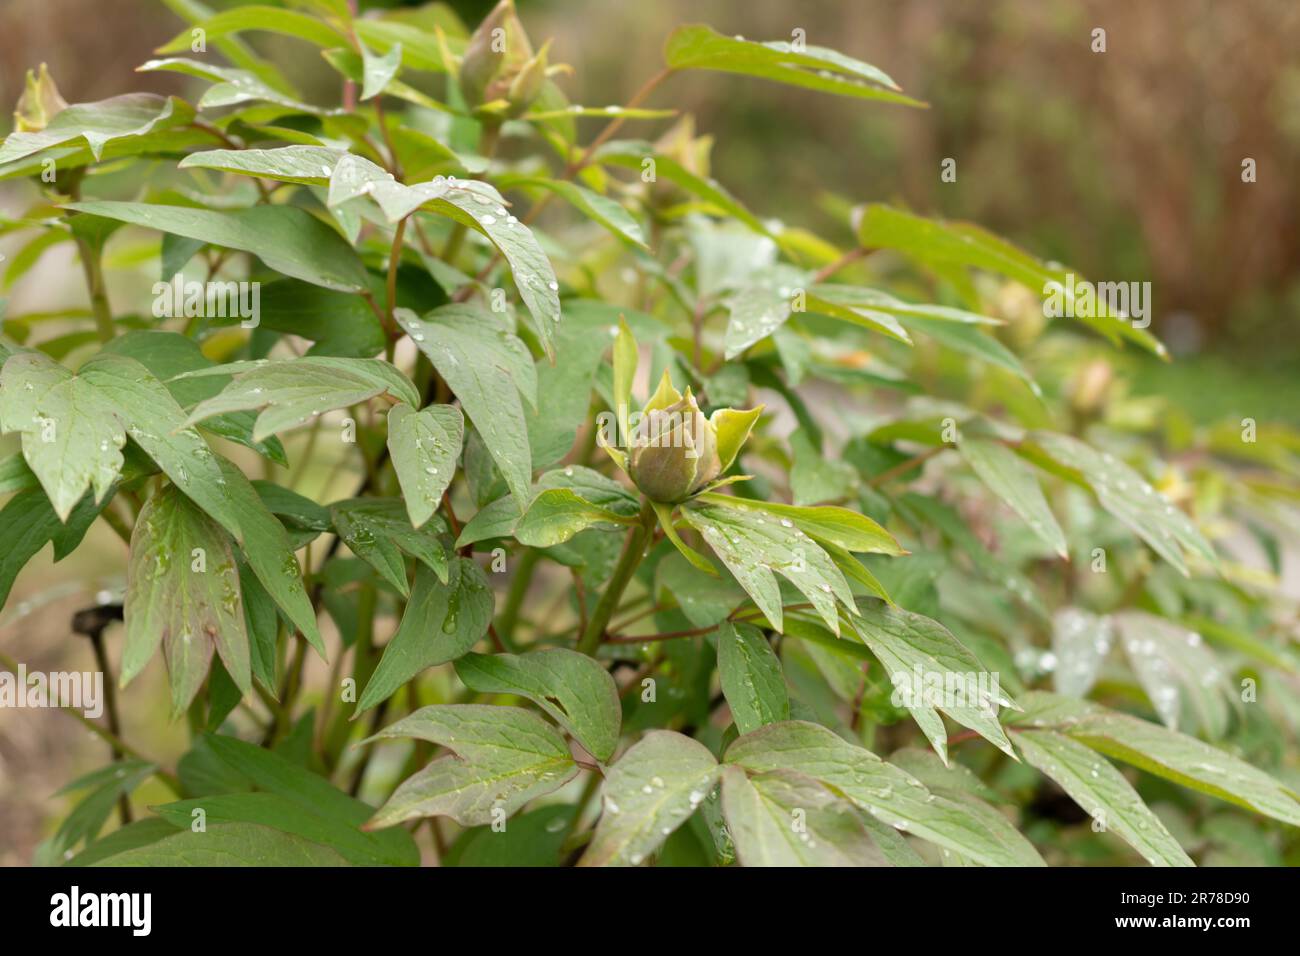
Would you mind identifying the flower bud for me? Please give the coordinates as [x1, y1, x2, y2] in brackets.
[628, 390, 722, 503]
[13, 64, 67, 133]
[458, 0, 546, 117]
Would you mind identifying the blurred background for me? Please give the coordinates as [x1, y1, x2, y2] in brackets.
[1, 0, 1297, 863]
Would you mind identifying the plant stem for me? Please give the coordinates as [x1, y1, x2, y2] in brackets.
[567, 67, 672, 176]
[867, 445, 946, 487]
[73, 234, 115, 342]
[99, 502, 133, 545]
[497, 547, 539, 648]
[811, 246, 872, 283]
[577, 501, 654, 655]
[605, 623, 717, 645]
[86, 627, 132, 823]
[385, 216, 408, 339]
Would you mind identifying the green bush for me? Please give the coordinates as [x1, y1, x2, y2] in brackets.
[0, 0, 1296, 867]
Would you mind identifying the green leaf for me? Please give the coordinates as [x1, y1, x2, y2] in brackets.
[455, 648, 621, 762]
[354, 18, 459, 72]
[189, 731, 417, 864]
[900, 315, 1039, 396]
[387, 402, 463, 529]
[855, 204, 1167, 358]
[90, 822, 349, 866]
[851, 602, 1018, 761]
[711, 406, 763, 473]
[252, 480, 330, 533]
[595, 140, 768, 235]
[722, 264, 808, 358]
[699, 494, 903, 555]
[72, 352, 241, 533]
[48, 760, 157, 856]
[515, 488, 633, 547]
[396, 306, 534, 507]
[366, 705, 578, 827]
[663, 25, 921, 107]
[498, 175, 647, 248]
[329, 497, 448, 595]
[725, 720, 1045, 866]
[655, 551, 745, 627]
[137, 57, 326, 115]
[64, 818, 179, 867]
[443, 805, 576, 867]
[0, 93, 194, 164]
[652, 500, 717, 575]
[717, 621, 789, 735]
[789, 431, 857, 507]
[101, 331, 287, 464]
[1014, 729, 1193, 867]
[1050, 607, 1113, 698]
[613, 316, 638, 428]
[810, 284, 1005, 327]
[152, 792, 416, 866]
[681, 496, 854, 634]
[178, 145, 342, 186]
[214, 458, 323, 656]
[156, 6, 348, 53]
[1114, 612, 1232, 738]
[357, 560, 492, 714]
[0, 351, 124, 521]
[1025, 431, 1215, 576]
[257, 280, 387, 358]
[180, 356, 417, 442]
[1012, 691, 1300, 826]
[62, 201, 369, 292]
[805, 290, 912, 344]
[123, 484, 249, 712]
[960, 437, 1067, 558]
[0, 453, 38, 495]
[529, 300, 623, 468]
[361, 41, 402, 100]
[0, 488, 102, 606]
[580, 731, 720, 867]
[329, 156, 562, 357]
[719, 766, 887, 866]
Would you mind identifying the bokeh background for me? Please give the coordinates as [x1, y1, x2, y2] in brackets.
[1, 0, 1297, 863]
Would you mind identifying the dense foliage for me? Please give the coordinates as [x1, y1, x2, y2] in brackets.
[1, 0, 1297, 867]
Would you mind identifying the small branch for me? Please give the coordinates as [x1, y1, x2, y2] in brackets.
[605, 623, 717, 645]
[374, 99, 404, 179]
[73, 234, 115, 343]
[458, 67, 674, 303]
[811, 246, 872, 284]
[188, 122, 273, 201]
[849, 661, 870, 733]
[572, 568, 589, 639]
[867, 446, 946, 488]
[566, 67, 672, 177]
[577, 501, 654, 655]
[78, 614, 132, 823]
[497, 548, 540, 648]
[385, 217, 408, 340]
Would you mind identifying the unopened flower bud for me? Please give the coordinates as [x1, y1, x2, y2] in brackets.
[628, 391, 722, 503]
[458, 0, 546, 117]
[13, 64, 67, 133]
